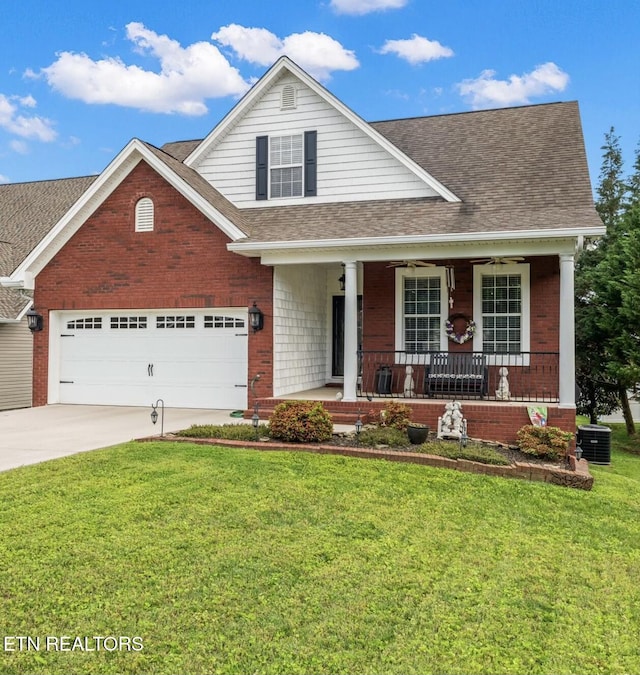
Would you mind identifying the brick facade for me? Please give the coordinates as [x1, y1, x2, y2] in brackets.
[32, 161, 274, 406]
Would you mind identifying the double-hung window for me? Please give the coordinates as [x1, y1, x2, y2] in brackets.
[473, 263, 530, 363]
[395, 268, 448, 356]
[270, 135, 303, 198]
[256, 131, 317, 201]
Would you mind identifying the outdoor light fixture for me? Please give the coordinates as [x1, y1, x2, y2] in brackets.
[26, 307, 43, 332]
[338, 265, 346, 292]
[248, 302, 264, 332]
[355, 411, 363, 444]
[151, 399, 165, 437]
[252, 402, 260, 441]
[459, 422, 468, 449]
[575, 445, 583, 461]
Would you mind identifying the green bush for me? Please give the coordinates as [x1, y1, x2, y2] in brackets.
[517, 425, 573, 460]
[269, 400, 333, 443]
[358, 426, 409, 448]
[178, 423, 269, 440]
[377, 401, 412, 430]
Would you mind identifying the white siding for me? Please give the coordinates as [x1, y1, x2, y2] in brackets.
[273, 265, 327, 396]
[0, 320, 33, 410]
[196, 72, 438, 207]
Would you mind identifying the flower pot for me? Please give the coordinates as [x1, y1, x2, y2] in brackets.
[407, 424, 429, 445]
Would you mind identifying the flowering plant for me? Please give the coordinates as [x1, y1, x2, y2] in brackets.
[445, 313, 476, 344]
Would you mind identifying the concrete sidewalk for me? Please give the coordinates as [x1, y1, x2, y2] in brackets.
[0, 405, 247, 473]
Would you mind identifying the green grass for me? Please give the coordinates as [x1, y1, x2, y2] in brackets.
[0, 429, 639, 674]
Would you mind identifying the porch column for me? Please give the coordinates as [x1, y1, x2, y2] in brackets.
[342, 260, 358, 402]
[559, 254, 575, 406]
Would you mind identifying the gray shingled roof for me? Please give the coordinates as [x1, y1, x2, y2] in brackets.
[0, 176, 97, 277]
[162, 101, 602, 245]
[0, 175, 97, 318]
[143, 143, 251, 233]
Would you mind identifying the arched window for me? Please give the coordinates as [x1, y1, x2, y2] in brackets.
[135, 197, 154, 232]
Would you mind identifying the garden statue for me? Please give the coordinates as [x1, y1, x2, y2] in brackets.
[403, 365, 415, 397]
[495, 367, 511, 400]
[437, 400, 466, 439]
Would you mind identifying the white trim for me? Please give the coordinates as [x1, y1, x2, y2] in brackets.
[394, 266, 449, 356]
[228, 228, 605, 260]
[185, 56, 461, 203]
[472, 263, 530, 366]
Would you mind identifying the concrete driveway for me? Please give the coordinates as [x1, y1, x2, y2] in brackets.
[0, 405, 247, 473]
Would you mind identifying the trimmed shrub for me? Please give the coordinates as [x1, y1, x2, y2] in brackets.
[358, 426, 409, 448]
[179, 423, 269, 440]
[517, 425, 573, 460]
[269, 400, 333, 443]
[377, 401, 412, 430]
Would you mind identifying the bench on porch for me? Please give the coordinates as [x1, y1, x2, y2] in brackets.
[424, 352, 489, 399]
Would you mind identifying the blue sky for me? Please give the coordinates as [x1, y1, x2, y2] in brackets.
[1, 0, 638, 190]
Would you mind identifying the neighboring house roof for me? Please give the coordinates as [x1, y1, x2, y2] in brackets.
[0, 176, 97, 318]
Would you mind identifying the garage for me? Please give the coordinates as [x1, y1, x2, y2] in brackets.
[50, 309, 249, 409]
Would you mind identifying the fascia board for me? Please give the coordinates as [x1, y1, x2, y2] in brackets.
[185, 57, 461, 203]
[228, 225, 607, 257]
[15, 140, 246, 283]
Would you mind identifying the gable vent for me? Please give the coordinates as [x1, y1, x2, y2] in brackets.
[281, 84, 297, 110]
[135, 197, 154, 232]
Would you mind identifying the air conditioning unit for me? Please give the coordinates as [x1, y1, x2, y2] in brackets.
[576, 424, 611, 465]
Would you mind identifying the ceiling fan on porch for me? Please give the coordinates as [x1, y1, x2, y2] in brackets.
[470, 256, 525, 265]
[386, 260, 436, 268]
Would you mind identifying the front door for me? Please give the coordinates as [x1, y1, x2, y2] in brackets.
[332, 295, 362, 377]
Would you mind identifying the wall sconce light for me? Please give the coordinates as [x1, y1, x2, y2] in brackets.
[26, 307, 43, 332]
[248, 302, 264, 332]
[151, 398, 165, 437]
[338, 265, 346, 292]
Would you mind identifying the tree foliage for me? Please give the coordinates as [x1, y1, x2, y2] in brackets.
[576, 129, 640, 433]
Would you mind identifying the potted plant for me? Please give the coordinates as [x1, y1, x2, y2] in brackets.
[407, 422, 429, 445]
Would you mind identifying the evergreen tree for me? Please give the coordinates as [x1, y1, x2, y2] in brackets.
[575, 128, 640, 433]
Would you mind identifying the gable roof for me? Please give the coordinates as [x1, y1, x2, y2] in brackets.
[162, 99, 602, 255]
[7, 140, 251, 289]
[183, 56, 460, 203]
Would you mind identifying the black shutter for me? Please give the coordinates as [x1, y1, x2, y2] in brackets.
[304, 130, 317, 197]
[255, 136, 268, 200]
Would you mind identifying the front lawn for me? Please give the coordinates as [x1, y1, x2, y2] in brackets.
[1, 432, 639, 674]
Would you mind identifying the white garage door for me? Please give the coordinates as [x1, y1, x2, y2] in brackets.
[54, 310, 249, 409]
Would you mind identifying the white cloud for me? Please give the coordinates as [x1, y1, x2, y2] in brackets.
[330, 0, 408, 15]
[0, 174, 10, 184]
[0, 94, 57, 141]
[9, 140, 29, 154]
[457, 62, 570, 109]
[379, 34, 454, 64]
[212, 24, 359, 81]
[39, 22, 251, 115]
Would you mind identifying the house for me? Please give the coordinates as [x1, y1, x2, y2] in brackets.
[0, 57, 604, 443]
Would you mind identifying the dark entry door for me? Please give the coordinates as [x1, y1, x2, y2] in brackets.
[332, 295, 362, 377]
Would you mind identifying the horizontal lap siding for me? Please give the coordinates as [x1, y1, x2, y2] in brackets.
[0, 321, 32, 410]
[196, 73, 438, 206]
